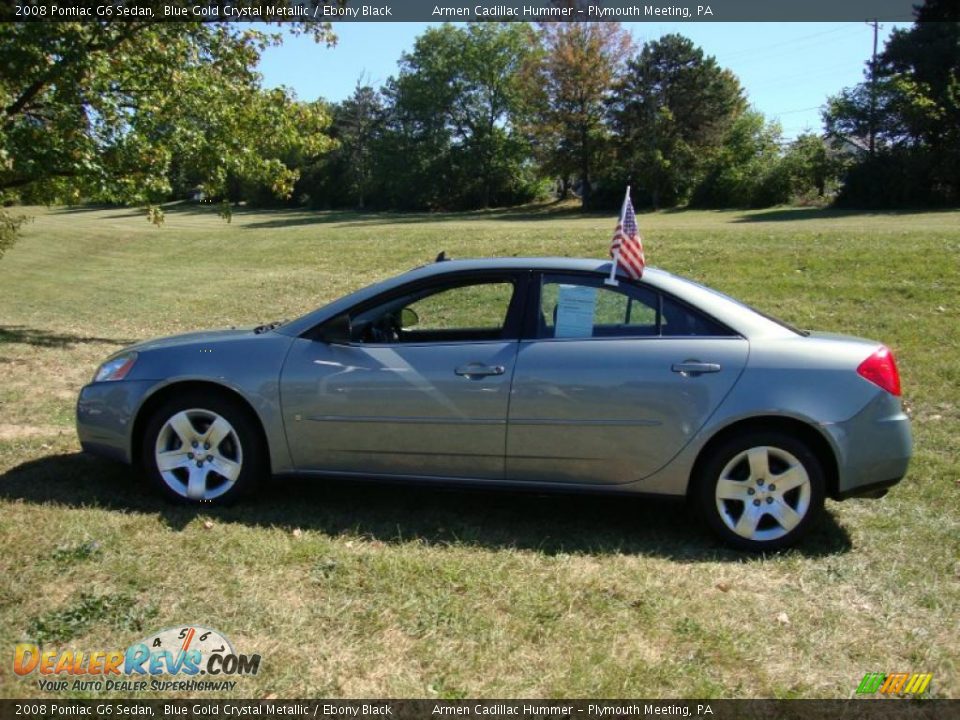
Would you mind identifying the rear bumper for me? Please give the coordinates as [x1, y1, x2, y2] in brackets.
[825, 391, 912, 500]
[76, 380, 156, 465]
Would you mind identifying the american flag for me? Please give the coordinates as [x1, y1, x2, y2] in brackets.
[610, 195, 645, 279]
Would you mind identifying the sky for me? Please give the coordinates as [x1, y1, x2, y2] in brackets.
[258, 22, 906, 141]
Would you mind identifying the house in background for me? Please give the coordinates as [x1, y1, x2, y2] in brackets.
[824, 132, 869, 160]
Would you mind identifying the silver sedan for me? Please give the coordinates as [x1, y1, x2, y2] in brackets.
[77, 257, 911, 550]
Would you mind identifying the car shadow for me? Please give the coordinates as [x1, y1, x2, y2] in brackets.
[0, 453, 852, 561]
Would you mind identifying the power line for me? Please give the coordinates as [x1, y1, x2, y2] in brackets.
[747, 63, 857, 92]
[770, 105, 825, 116]
[717, 23, 862, 63]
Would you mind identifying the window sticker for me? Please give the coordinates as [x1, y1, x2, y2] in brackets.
[554, 284, 597, 338]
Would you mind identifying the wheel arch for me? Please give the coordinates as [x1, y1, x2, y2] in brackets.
[131, 380, 271, 471]
[688, 415, 839, 500]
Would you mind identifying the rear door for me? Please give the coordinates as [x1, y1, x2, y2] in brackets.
[506, 273, 749, 484]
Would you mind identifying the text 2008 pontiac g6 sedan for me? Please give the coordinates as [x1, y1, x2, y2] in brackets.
[77, 257, 911, 550]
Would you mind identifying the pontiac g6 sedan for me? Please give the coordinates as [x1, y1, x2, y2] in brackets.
[77, 257, 912, 550]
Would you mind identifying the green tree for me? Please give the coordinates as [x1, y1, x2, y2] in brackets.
[782, 133, 836, 200]
[824, 1, 960, 205]
[525, 22, 633, 207]
[381, 22, 540, 210]
[0, 21, 336, 244]
[334, 84, 386, 209]
[0, 210, 27, 261]
[607, 34, 745, 208]
[692, 110, 788, 208]
[297, 86, 385, 209]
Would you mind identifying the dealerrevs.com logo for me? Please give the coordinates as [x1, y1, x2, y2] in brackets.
[14, 626, 261, 693]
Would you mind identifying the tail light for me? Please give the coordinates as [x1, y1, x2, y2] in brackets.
[857, 346, 901, 396]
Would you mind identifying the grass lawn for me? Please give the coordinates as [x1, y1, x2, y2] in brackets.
[0, 202, 957, 699]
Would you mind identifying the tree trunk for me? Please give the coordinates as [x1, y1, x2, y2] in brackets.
[579, 124, 590, 208]
[482, 158, 491, 208]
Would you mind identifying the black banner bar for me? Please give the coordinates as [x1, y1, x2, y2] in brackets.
[3, 0, 943, 23]
[1, 700, 958, 720]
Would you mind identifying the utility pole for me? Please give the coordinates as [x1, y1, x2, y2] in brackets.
[867, 19, 879, 157]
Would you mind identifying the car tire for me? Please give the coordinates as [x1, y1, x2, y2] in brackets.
[141, 391, 265, 505]
[694, 430, 825, 551]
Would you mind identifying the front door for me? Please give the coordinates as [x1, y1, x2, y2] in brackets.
[280, 275, 525, 479]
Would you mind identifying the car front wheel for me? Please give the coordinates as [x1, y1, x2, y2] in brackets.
[695, 430, 825, 551]
[142, 392, 264, 504]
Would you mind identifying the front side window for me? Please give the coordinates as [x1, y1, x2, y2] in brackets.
[538, 274, 732, 339]
[350, 279, 517, 344]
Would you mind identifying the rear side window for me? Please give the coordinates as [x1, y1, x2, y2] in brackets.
[661, 296, 731, 337]
[538, 274, 733, 339]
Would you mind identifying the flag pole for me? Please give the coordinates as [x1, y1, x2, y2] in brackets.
[605, 185, 631, 287]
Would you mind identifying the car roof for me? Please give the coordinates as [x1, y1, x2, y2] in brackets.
[388, 256, 678, 290]
[411, 256, 616, 275]
[278, 257, 797, 340]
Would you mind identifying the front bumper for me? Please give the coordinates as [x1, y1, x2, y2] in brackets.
[76, 380, 157, 464]
[825, 391, 912, 500]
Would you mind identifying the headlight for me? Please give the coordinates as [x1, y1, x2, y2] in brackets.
[93, 352, 138, 382]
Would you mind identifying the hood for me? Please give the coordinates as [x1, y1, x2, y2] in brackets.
[126, 327, 259, 353]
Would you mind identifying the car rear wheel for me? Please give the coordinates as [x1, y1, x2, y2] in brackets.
[695, 430, 825, 551]
[142, 392, 264, 504]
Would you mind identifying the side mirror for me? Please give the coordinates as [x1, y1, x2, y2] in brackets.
[400, 307, 419, 330]
[317, 313, 352, 344]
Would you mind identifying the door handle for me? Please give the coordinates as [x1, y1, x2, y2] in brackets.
[455, 364, 505, 378]
[671, 361, 721, 376]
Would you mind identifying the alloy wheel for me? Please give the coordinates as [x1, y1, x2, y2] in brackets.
[154, 408, 244, 501]
[714, 445, 812, 542]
